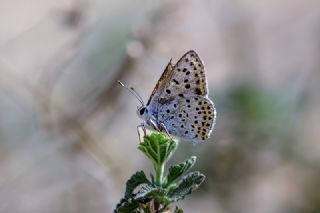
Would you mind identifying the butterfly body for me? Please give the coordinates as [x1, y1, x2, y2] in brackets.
[136, 50, 216, 143]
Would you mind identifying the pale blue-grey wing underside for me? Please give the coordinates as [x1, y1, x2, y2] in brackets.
[156, 95, 216, 143]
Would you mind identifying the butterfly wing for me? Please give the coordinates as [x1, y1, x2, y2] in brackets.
[147, 50, 208, 106]
[157, 95, 216, 143]
[145, 50, 215, 143]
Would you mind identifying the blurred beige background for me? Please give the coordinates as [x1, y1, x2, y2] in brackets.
[0, 0, 320, 212]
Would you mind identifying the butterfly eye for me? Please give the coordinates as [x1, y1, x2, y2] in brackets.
[139, 107, 146, 115]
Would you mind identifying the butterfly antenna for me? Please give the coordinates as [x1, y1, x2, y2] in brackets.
[118, 80, 144, 106]
[130, 87, 144, 105]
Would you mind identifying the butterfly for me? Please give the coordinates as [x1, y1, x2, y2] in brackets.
[119, 50, 216, 143]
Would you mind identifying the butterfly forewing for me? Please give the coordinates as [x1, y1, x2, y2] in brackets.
[148, 50, 208, 105]
[168, 50, 208, 96]
[147, 61, 174, 105]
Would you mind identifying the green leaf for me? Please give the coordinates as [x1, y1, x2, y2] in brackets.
[114, 197, 139, 213]
[135, 184, 171, 205]
[167, 171, 206, 202]
[166, 156, 197, 187]
[125, 171, 150, 198]
[166, 138, 178, 161]
[138, 133, 177, 166]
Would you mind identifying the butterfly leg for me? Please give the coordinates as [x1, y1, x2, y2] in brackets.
[149, 119, 173, 139]
[137, 123, 147, 143]
[159, 122, 169, 135]
[149, 119, 160, 132]
[159, 122, 173, 140]
[137, 125, 142, 143]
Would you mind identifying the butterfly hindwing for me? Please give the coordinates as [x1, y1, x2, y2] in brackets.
[157, 95, 216, 143]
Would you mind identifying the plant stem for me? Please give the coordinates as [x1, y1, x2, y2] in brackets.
[155, 162, 164, 186]
[142, 203, 152, 213]
[154, 200, 160, 213]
